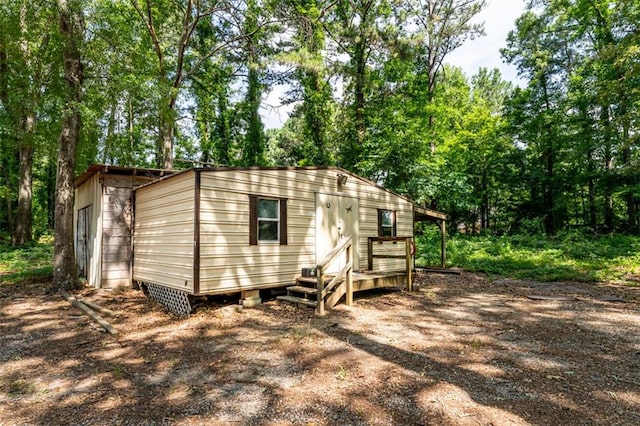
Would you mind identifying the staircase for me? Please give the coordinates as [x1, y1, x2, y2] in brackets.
[277, 236, 353, 315]
[277, 274, 347, 311]
[277, 276, 322, 309]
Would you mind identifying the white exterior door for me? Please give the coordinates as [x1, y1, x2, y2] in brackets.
[315, 193, 359, 273]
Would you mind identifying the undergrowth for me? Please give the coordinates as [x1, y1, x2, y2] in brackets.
[416, 229, 640, 285]
[0, 237, 53, 286]
[2, 232, 639, 288]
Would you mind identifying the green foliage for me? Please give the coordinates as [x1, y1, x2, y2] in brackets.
[416, 230, 640, 284]
[0, 238, 53, 286]
[3, 0, 640, 251]
[502, 0, 640, 234]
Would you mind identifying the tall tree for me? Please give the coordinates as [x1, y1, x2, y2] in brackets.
[130, 0, 250, 169]
[238, 0, 268, 166]
[0, 2, 56, 245]
[403, 0, 486, 151]
[570, 0, 640, 231]
[52, 0, 84, 292]
[281, 0, 334, 166]
[503, 10, 568, 235]
[323, 0, 392, 171]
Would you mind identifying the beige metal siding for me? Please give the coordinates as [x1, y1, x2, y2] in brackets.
[354, 182, 413, 271]
[198, 171, 316, 293]
[197, 168, 413, 294]
[133, 171, 196, 291]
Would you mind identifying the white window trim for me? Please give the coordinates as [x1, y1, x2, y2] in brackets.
[257, 198, 280, 243]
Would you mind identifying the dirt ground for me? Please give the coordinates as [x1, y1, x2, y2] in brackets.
[1, 272, 639, 425]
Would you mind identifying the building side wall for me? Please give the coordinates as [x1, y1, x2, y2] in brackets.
[197, 169, 414, 294]
[132, 171, 196, 292]
[74, 173, 102, 288]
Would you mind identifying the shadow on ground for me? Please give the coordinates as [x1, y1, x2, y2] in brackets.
[1, 272, 639, 425]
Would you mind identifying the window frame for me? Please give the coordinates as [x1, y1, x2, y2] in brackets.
[377, 209, 397, 237]
[249, 195, 288, 245]
[257, 198, 280, 243]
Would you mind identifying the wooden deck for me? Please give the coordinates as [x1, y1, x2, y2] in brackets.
[277, 270, 408, 313]
[351, 270, 407, 292]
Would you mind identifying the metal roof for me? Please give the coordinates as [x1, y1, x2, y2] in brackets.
[74, 164, 175, 188]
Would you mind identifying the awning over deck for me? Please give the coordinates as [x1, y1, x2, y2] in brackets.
[414, 205, 447, 222]
[413, 205, 447, 268]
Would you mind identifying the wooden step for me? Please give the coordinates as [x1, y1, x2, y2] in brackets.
[296, 276, 318, 285]
[277, 295, 317, 308]
[286, 285, 318, 295]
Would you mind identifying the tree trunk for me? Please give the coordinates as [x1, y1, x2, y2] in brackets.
[215, 90, 231, 165]
[602, 106, 614, 232]
[347, 1, 372, 169]
[621, 126, 637, 233]
[46, 159, 55, 229]
[103, 101, 116, 164]
[354, 39, 366, 148]
[13, 130, 34, 245]
[51, 0, 83, 292]
[540, 76, 555, 236]
[158, 107, 174, 169]
[587, 150, 597, 231]
[480, 166, 489, 230]
[243, 63, 265, 167]
[10, 2, 35, 246]
[544, 143, 555, 236]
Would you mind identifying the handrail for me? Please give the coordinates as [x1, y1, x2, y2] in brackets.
[367, 236, 414, 291]
[317, 235, 352, 270]
[321, 260, 353, 299]
[316, 236, 353, 315]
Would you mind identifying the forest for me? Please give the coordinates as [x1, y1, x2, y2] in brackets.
[1, 1, 638, 253]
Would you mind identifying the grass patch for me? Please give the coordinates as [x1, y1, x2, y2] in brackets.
[416, 230, 640, 284]
[7, 379, 44, 397]
[0, 238, 53, 287]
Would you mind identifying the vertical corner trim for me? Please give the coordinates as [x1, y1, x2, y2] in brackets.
[249, 195, 258, 246]
[193, 170, 201, 295]
[280, 198, 288, 245]
[393, 210, 398, 237]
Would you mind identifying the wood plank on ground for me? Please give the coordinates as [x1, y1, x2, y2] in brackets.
[61, 291, 119, 335]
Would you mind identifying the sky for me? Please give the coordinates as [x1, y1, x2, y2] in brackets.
[447, 0, 527, 84]
[261, 0, 528, 129]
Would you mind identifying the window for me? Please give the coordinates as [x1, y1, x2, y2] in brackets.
[378, 209, 396, 237]
[258, 199, 279, 241]
[249, 195, 288, 245]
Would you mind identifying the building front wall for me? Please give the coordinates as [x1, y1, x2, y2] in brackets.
[197, 168, 414, 295]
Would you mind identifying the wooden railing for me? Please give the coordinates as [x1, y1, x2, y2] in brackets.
[316, 236, 353, 316]
[367, 236, 414, 291]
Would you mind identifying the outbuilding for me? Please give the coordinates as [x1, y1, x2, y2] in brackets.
[131, 166, 446, 314]
[73, 165, 173, 289]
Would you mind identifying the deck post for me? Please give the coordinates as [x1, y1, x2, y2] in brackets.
[346, 243, 353, 306]
[439, 220, 447, 268]
[405, 238, 413, 291]
[367, 237, 373, 270]
[316, 265, 325, 316]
